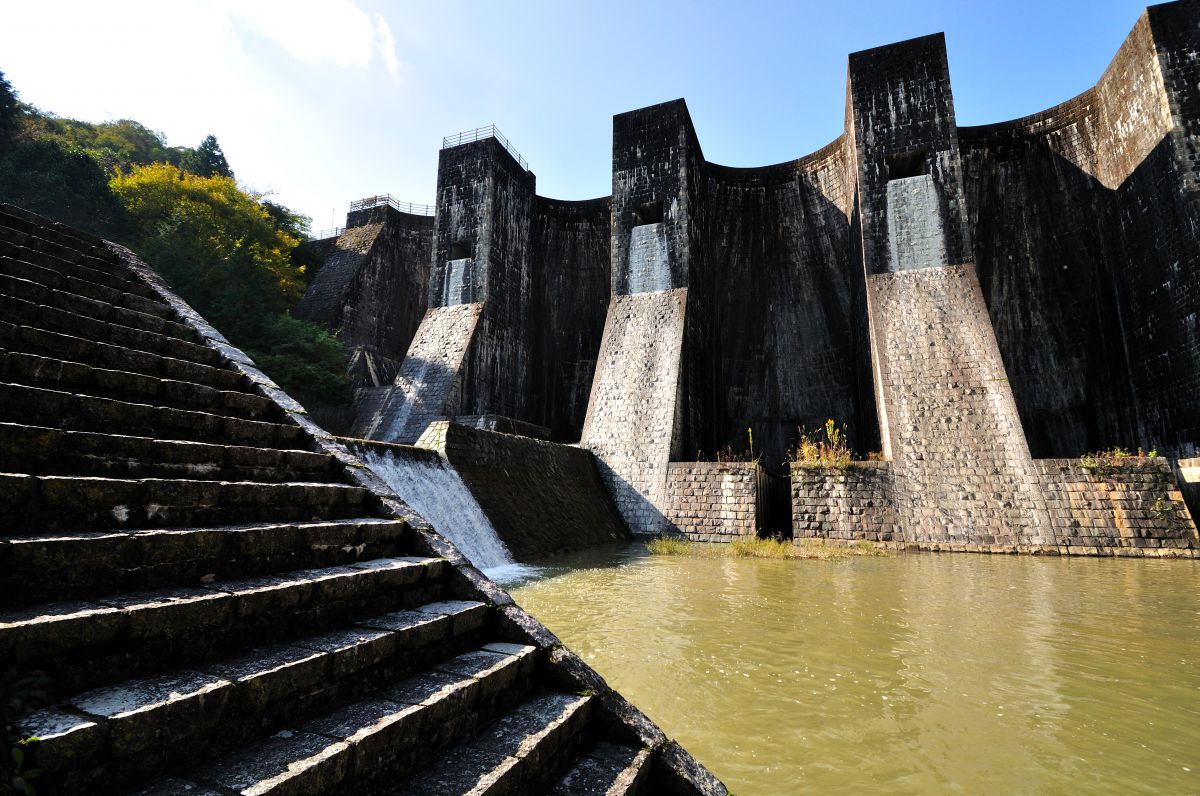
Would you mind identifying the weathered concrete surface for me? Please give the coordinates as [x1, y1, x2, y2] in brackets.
[417, 421, 629, 560]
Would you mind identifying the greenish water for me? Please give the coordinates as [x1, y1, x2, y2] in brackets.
[506, 546, 1200, 795]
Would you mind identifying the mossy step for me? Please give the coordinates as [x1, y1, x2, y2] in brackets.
[0, 422, 335, 483]
[0, 351, 278, 421]
[1, 254, 173, 319]
[0, 382, 303, 449]
[550, 741, 651, 796]
[2, 292, 222, 367]
[0, 273, 197, 341]
[0, 516, 409, 606]
[0, 473, 371, 534]
[0, 556, 450, 698]
[15, 601, 491, 793]
[395, 691, 595, 796]
[0, 322, 246, 390]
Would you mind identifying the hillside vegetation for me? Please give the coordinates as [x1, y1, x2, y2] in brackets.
[0, 69, 349, 409]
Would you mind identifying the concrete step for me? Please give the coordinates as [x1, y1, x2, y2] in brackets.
[0, 423, 336, 483]
[0, 516, 409, 607]
[15, 602, 494, 793]
[0, 321, 247, 390]
[550, 742, 652, 796]
[0, 473, 372, 535]
[0, 382, 304, 448]
[0, 236, 160, 301]
[0, 208, 147, 289]
[0, 557, 450, 698]
[1, 291, 224, 367]
[0, 272, 196, 342]
[0, 351, 278, 421]
[395, 691, 596, 796]
[1, 253, 173, 320]
[127, 643, 541, 796]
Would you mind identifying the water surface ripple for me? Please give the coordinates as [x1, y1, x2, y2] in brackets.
[509, 547, 1200, 795]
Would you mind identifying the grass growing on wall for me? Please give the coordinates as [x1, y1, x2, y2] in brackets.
[646, 536, 886, 561]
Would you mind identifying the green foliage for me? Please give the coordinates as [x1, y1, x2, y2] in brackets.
[0, 69, 19, 141]
[1150, 497, 1175, 521]
[262, 200, 312, 241]
[0, 138, 129, 237]
[243, 316, 352, 408]
[1079, 447, 1155, 479]
[4, 738, 41, 795]
[110, 164, 349, 407]
[23, 115, 186, 174]
[179, 134, 232, 179]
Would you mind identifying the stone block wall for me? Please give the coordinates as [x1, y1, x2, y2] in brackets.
[417, 421, 629, 559]
[790, 462, 899, 542]
[1034, 458, 1198, 553]
[663, 462, 760, 541]
[869, 265, 1053, 545]
[582, 290, 687, 535]
[352, 302, 482, 442]
[295, 206, 433, 372]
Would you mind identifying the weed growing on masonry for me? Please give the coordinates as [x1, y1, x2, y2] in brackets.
[1079, 447, 1157, 479]
[1151, 496, 1176, 521]
[789, 419, 853, 469]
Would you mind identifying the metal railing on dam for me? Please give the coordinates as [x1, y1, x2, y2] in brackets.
[442, 123, 530, 172]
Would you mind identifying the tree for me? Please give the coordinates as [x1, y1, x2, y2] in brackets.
[0, 68, 20, 140]
[110, 163, 349, 407]
[0, 138, 128, 237]
[262, 200, 311, 240]
[179, 134, 233, 179]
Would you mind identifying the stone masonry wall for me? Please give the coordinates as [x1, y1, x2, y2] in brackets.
[1034, 457, 1198, 553]
[352, 302, 482, 442]
[296, 207, 433, 368]
[582, 290, 687, 535]
[868, 265, 1054, 545]
[663, 461, 760, 541]
[417, 421, 629, 559]
[790, 462, 899, 543]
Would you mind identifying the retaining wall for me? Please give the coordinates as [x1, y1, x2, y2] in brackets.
[664, 462, 761, 541]
[790, 462, 899, 542]
[417, 421, 629, 559]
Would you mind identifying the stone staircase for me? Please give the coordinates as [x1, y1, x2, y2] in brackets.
[0, 204, 726, 796]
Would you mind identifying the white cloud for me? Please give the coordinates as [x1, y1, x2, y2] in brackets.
[219, 0, 403, 83]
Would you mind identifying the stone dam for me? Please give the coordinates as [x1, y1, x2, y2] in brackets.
[298, 1, 1200, 557]
[0, 3, 1199, 794]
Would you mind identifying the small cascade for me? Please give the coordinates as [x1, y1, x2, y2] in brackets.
[349, 440, 514, 570]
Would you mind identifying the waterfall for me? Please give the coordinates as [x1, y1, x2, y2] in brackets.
[349, 441, 515, 570]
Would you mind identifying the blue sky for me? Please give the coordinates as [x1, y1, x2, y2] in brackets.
[0, 0, 1155, 229]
